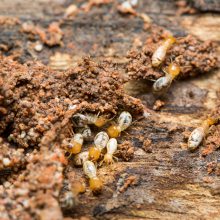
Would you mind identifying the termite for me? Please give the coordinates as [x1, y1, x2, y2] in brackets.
[86, 113, 110, 127]
[89, 132, 109, 161]
[59, 191, 76, 210]
[73, 151, 89, 166]
[188, 117, 218, 151]
[72, 113, 109, 127]
[152, 35, 176, 67]
[107, 111, 132, 138]
[72, 113, 88, 127]
[100, 138, 118, 165]
[76, 126, 93, 141]
[83, 160, 103, 192]
[63, 133, 84, 155]
[153, 62, 181, 93]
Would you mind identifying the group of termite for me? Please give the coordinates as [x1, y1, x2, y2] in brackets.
[63, 111, 132, 192]
[63, 35, 218, 193]
[151, 34, 218, 151]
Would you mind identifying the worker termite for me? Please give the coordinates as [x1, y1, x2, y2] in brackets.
[59, 191, 76, 210]
[89, 132, 109, 161]
[152, 35, 176, 67]
[76, 126, 93, 141]
[72, 113, 88, 127]
[107, 111, 132, 138]
[188, 117, 218, 151]
[73, 151, 89, 166]
[83, 160, 103, 192]
[153, 62, 181, 93]
[59, 181, 85, 210]
[63, 133, 84, 155]
[86, 113, 110, 127]
[100, 138, 118, 165]
[72, 113, 109, 127]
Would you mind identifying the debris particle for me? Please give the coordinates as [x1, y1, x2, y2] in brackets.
[117, 1, 137, 15]
[119, 175, 138, 193]
[117, 141, 134, 161]
[64, 4, 79, 18]
[142, 139, 152, 153]
[153, 100, 165, 111]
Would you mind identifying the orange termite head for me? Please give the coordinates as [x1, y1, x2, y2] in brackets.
[206, 117, 218, 126]
[69, 133, 84, 154]
[202, 117, 218, 130]
[94, 116, 109, 127]
[89, 177, 103, 192]
[89, 146, 101, 161]
[107, 125, 121, 138]
[166, 35, 176, 44]
[168, 62, 180, 79]
[68, 142, 82, 154]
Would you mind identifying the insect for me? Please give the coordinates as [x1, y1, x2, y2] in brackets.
[72, 113, 109, 127]
[100, 138, 118, 165]
[188, 117, 218, 151]
[107, 111, 132, 138]
[83, 160, 103, 192]
[153, 62, 181, 93]
[63, 133, 84, 155]
[76, 126, 93, 141]
[59, 191, 76, 210]
[152, 35, 176, 67]
[86, 113, 109, 127]
[89, 132, 109, 161]
[73, 151, 89, 166]
[72, 113, 88, 127]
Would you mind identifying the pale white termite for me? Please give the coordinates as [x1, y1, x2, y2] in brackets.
[94, 131, 109, 151]
[72, 113, 109, 127]
[188, 127, 205, 151]
[153, 63, 181, 93]
[153, 75, 172, 93]
[59, 191, 76, 210]
[72, 113, 88, 127]
[188, 117, 217, 151]
[73, 151, 89, 166]
[63, 133, 83, 155]
[85, 113, 109, 127]
[89, 132, 109, 161]
[83, 161, 103, 192]
[77, 126, 93, 141]
[101, 138, 118, 165]
[107, 111, 132, 138]
[118, 111, 133, 131]
[152, 36, 176, 67]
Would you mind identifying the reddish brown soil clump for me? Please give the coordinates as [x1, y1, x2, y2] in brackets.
[0, 56, 143, 148]
[117, 140, 134, 161]
[0, 56, 144, 219]
[127, 26, 218, 81]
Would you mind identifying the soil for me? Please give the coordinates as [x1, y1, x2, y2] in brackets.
[0, 0, 219, 220]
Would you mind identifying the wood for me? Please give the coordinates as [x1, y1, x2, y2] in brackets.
[0, 0, 219, 219]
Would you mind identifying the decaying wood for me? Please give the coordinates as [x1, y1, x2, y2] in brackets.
[0, 0, 219, 219]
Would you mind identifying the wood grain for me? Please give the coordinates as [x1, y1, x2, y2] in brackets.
[0, 0, 219, 219]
